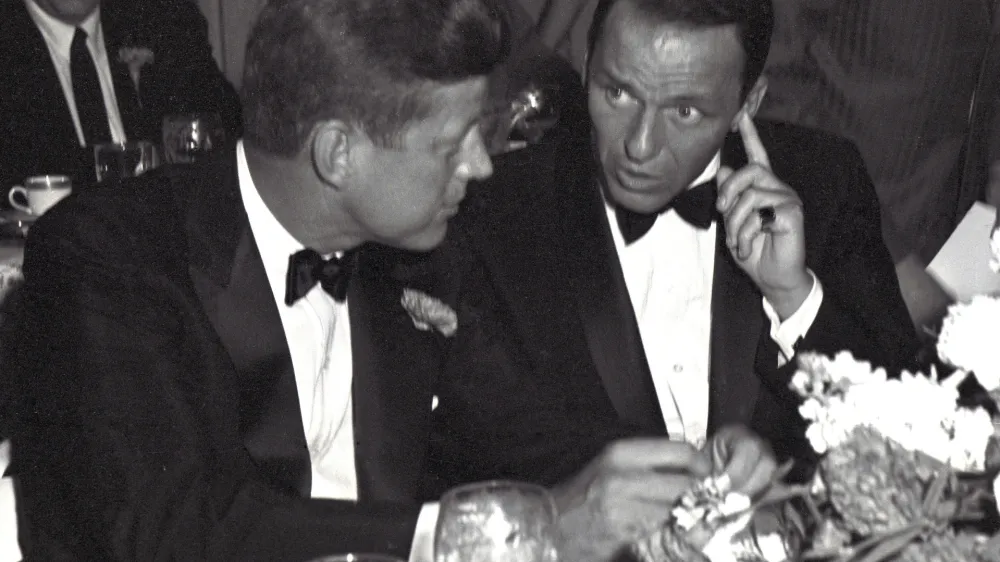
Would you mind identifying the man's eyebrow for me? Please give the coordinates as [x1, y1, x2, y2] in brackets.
[591, 67, 641, 97]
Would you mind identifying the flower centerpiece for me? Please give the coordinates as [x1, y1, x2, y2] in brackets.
[632, 216, 1000, 561]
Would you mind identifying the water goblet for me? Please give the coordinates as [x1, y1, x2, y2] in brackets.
[162, 112, 226, 164]
[306, 554, 405, 562]
[482, 83, 561, 156]
[434, 480, 559, 562]
[93, 141, 158, 183]
[508, 82, 560, 145]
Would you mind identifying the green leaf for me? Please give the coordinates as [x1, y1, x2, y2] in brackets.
[849, 527, 923, 562]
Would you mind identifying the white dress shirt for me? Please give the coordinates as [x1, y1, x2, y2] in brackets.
[603, 152, 824, 447]
[237, 142, 437, 560]
[26, 1, 127, 146]
[238, 141, 358, 501]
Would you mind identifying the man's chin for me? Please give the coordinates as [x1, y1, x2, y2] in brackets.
[606, 183, 676, 214]
[390, 223, 449, 253]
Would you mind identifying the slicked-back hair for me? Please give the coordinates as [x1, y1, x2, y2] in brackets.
[242, 0, 509, 156]
[587, 0, 773, 97]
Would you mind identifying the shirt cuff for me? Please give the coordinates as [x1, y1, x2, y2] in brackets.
[409, 502, 439, 562]
[762, 270, 823, 364]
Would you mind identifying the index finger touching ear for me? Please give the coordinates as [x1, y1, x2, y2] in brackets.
[738, 113, 770, 169]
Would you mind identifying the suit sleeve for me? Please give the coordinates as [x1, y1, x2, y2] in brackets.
[747, 139, 921, 478]
[8, 210, 415, 561]
[754, 138, 920, 386]
[790, 141, 921, 373]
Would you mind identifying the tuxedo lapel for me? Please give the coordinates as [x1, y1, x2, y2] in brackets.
[707, 133, 763, 432]
[185, 151, 311, 497]
[456, 146, 571, 369]
[350, 247, 439, 504]
[460, 134, 663, 433]
[707, 228, 763, 431]
[564, 152, 665, 433]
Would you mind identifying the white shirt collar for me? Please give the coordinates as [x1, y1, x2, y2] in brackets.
[236, 141, 308, 297]
[690, 151, 722, 188]
[26, 0, 103, 59]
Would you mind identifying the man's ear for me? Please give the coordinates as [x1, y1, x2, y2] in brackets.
[730, 76, 768, 131]
[311, 120, 353, 188]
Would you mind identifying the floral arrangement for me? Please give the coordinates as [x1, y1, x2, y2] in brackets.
[633, 218, 1000, 561]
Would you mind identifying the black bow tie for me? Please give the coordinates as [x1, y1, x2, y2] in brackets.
[284, 249, 357, 305]
[615, 179, 718, 244]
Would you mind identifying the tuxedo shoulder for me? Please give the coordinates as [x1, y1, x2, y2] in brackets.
[756, 120, 864, 162]
[27, 169, 193, 269]
[459, 125, 590, 225]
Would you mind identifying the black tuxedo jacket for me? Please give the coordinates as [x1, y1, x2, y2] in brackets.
[0, 0, 242, 194]
[429, 108, 920, 490]
[6, 150, 449, 560]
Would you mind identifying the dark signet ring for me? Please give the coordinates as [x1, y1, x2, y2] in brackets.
[758, 206, 776, 228]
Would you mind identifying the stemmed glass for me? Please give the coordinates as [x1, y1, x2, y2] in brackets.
[162, 112, 227, 164]
[482, 83, 561, 156]
[93, 141, 158, 182]
[309, 554, 403, 562]
[434, 480, 559, 562]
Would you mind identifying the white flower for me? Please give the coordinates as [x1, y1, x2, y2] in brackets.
[944, 406, 996, 471]
[791, 352, 994, 471]
[118, 46, 154, 90]
[400, 288, 457, 337]
[937, 296, 1000, 390]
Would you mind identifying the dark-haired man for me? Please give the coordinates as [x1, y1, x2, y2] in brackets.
[432, 0, 919, 558]
[6, 0, 501, 559]
[0, 0, 242, 195]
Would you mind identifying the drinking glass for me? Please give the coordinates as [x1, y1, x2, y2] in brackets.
[434, 480, 559, 562]
[162, 112, 226, 164]
[482, 83, 560, 156]
[309, 554, 404, 562]
[94, 141, 157, 182]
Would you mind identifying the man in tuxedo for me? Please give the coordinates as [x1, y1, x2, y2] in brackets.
[0, 0, 242, 195]
[432, 0, 920, 557]
[5, 0, 503, 559]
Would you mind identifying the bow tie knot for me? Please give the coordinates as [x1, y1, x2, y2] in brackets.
[284, 249, 356, 305]
[615, 179, 718, 244]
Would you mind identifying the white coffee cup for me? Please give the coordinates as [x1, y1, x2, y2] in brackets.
[9, 175, 72, 215]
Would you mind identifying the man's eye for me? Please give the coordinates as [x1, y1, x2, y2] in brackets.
[674, 105, 704, 123]
[606, 86, 630, 106]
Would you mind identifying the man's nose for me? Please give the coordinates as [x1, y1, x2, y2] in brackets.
[624, 109, 661, 163]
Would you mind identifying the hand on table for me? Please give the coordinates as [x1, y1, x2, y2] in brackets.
[705, 425, 779, 499]
[551, 429, 777, 561]
[552, 438, 709, 562]
[716, 114, 813, 320]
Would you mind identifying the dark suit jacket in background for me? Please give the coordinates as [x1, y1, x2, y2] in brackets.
[5, 150, 452, 560]
[428, 87, 921, 492]
[0, 0, 242, 194]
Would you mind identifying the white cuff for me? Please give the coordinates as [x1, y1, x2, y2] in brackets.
[409, 502, 439, 562]
[762, 270, 823, 365]
[0, 440, 20, 561]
